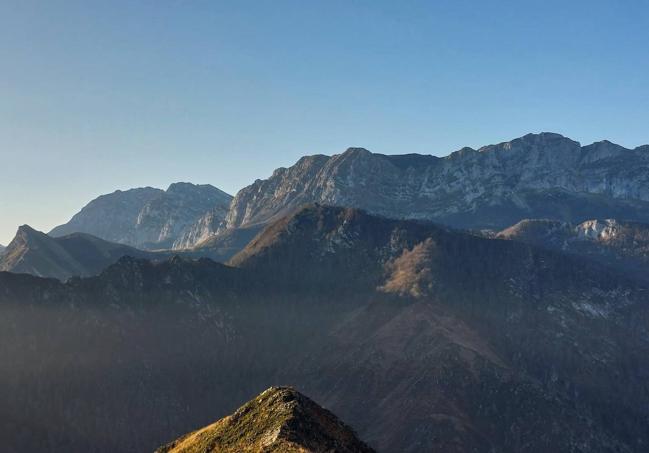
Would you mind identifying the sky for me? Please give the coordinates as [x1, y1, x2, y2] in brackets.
[1, 0, 648, 245]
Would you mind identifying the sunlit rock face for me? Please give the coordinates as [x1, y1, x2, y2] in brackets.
[50, 183, 232, 250]
[225, 133, 649, 231]
[172, 204, 230, 250]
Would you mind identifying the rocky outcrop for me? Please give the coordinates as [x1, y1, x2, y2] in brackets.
[49, 187, 163, 244]
[134, 183, 232, 249]
[497, 218, 649, 282]
[172, 204, 230, 250]
[50, 183, 232, 250]
[155, 387, 374, 453]
[224, 133, 649, 231]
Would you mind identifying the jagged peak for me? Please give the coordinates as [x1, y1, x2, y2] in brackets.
[339, 147, 373, 158]
[268, 154, 333, 179]
[155, 386, 374, 453]
[282, 154, 330, 173]
[582, 139, 629, 151]
[11, 225, 51, 244]
[166, 181, 203, 192]
[296, 153, 329, 164]
[16, 224, 40, 235]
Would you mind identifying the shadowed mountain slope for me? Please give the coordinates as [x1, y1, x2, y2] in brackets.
[1, 205, 648, 452]
[0, 225, 164, 280]
[497, 218, 649, 282]
[189, 224, 264, 263]
[155, 386, 374, 453]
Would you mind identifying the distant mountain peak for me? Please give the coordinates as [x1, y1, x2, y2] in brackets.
[342, 147, 372, 156]
[165, 182, 230, 198]
[17, 224, 39, 234]
[50, 183, 233, 250]
[0, 226, 165, 280]
[166, 182, 200, 193]
[155, 386, 375, 453]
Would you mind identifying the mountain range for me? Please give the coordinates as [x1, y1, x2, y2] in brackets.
[8, 213, 649, 283]
[155, 386, 375, 453]
[40, 133, 649, 259]
[224, 132, 649, 232]
[1, 205, 648, 452]
[2, 131, 649, 452]
[49, 182, 232, 250]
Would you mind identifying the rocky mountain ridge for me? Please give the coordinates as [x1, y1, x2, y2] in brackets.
[50, 183, 232, 250]
[224, 133, 649, 231]
[44, 132, 649, 256]
[155, 387, 374, 453]
[0, 225, 166, 280]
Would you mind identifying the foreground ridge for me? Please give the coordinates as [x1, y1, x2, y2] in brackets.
[155, 386, 375, 453]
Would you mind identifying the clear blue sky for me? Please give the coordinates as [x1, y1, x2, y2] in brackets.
[1, 0, 648, 244]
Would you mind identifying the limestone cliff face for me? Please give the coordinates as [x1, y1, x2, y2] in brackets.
[50, 183, 232, 250]
[49, 187, 164, 245]
[225, 133, 649, 230]
[172, 204, 230, 250]
[134, 183, 232, 249]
